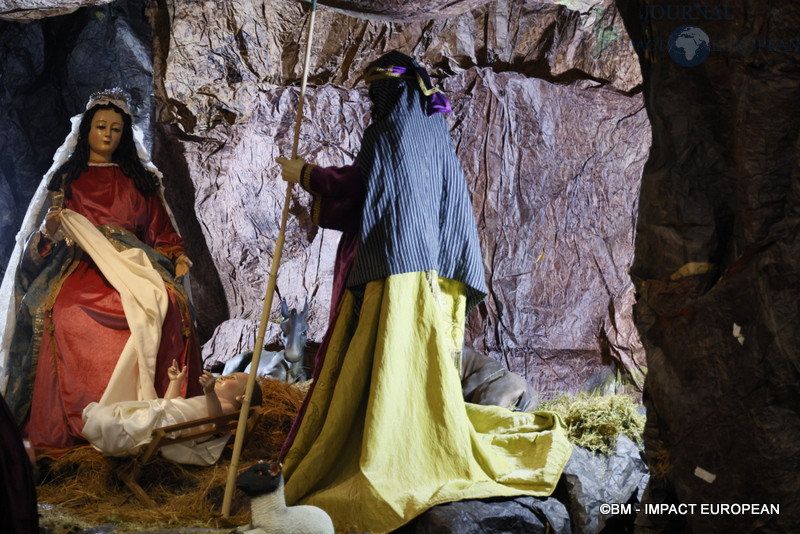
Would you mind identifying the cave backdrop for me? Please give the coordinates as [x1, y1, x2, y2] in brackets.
[0, 0, 649, 396]
[2, 0, 798, 531]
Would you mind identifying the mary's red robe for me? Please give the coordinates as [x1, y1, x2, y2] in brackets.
[25, 165, 202, 451]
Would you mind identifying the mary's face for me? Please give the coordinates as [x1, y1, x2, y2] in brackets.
[87, 108, 124, 163]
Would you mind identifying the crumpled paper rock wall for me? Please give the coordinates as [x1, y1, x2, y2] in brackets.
[616, 0, 800, 530]
[0, 0, 649, 395]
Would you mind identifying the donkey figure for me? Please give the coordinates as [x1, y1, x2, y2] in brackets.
[223, 298, 309, 383]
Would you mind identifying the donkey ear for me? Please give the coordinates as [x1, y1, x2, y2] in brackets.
[269, 461, 282, 476]
[302, 297, 309, 317]
[281, 298, 290, 318]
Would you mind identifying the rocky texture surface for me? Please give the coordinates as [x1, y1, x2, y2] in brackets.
[615, 0, 800, 531]
[155, 0, 642, 133]
[0, 0, 113, 21]
[303, 0, 494, 22]
[402, 495, 572, 533]
[556, 435, 647, 533]
[402, 435, 649, 533]
[0, 0, 648, 395]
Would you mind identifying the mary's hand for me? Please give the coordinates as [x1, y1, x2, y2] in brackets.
[275, 156, 306, 184]
[175, 254, 192, 280]
[42, 206, 62, 239]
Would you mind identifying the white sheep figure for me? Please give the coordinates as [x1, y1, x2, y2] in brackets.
[235, 461, 334, 534]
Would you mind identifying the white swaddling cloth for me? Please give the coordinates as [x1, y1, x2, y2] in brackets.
[82, 396, 231, 466]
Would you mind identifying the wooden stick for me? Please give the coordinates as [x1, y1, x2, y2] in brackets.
[221, 0, 318, 516]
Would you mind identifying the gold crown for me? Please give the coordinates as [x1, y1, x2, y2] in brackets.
[87, 87, 132, 114]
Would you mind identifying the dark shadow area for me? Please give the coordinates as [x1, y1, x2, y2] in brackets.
[153, 123, 230, 344]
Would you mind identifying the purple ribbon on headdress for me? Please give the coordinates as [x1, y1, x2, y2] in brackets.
[427, 92, 452, 116]
[388, 65, 452, 116]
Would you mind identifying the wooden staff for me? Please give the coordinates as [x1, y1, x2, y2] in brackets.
[222, 0, 318, 516]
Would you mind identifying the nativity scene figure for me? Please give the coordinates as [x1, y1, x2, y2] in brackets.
[0, 88, 204, 453]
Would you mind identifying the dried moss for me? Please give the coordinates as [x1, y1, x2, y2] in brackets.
[647, 438, 671, 479]
[539, 392, 645, 455]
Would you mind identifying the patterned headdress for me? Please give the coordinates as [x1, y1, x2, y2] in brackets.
[39, 88, 160, 183]
[363, 52, 451, 116]
[87, 87, 133, 116]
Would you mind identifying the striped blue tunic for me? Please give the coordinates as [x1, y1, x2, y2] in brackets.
[349, 71, 487, 310]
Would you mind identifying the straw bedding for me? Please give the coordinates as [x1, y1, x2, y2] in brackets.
[36, 378, 308, 532]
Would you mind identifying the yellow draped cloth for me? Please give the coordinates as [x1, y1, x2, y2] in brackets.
[60, 209, 165, 404]
[283, 272, 572, 533]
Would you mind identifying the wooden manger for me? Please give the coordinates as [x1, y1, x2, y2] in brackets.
[117, 405, 264, 507]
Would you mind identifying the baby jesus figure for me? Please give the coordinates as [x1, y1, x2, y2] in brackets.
[82, 361, 261, 465]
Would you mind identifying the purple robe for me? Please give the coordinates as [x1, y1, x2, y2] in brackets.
[280, 159, 363, 458]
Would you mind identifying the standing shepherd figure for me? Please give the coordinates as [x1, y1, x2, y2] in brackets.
[276, 51, 572, 533]
[0, 89, 203, 452]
